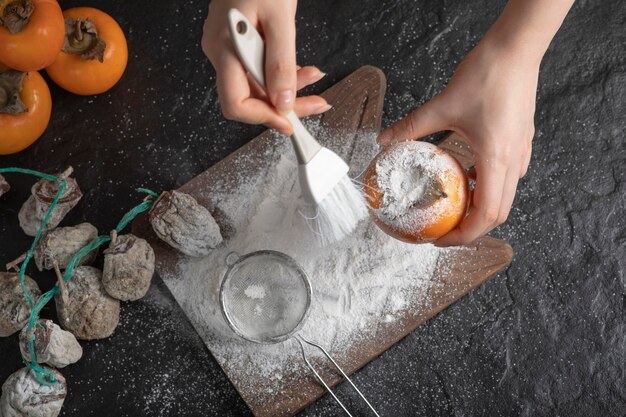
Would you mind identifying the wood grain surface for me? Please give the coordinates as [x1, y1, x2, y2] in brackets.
[132, 66, 513, 417]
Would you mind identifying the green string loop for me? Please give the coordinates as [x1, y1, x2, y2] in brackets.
[0, 168, 66, 308]
[136, 188, 159, 198]
[0, 167, 157, 385]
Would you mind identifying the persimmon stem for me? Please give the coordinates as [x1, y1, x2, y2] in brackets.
[6, 253, 26, 272]
[53, 261, 69, 305]
[59, 166, 74, 180]
[75, 18, 83, 41]
[0, 70, 27, 115]
[0, 0, 33, 34]
[63, 17, 106, 62]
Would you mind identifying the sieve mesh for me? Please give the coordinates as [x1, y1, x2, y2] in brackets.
[220, 251, 312, 344]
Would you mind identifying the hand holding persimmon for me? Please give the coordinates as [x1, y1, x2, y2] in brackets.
[364, 141, 469, 244]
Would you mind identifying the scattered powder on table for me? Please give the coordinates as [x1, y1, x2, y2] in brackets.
[162, 126, 452, 403]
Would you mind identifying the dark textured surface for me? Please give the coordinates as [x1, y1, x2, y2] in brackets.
[0, 0, 624, 416]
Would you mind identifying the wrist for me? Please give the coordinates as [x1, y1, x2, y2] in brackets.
[472, 31, 542, 75]
[481, 0, 574, 68]
[481, 23, 547, 68]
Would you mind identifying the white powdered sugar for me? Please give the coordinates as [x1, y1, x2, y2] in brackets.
[373, 141, 452, 231]
[161, 128, 451, 402]
[244, 285, 266, 300]
[379, 157, 431, 217]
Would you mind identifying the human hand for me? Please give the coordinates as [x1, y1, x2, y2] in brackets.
[378, 35, 540, 247]
[202, 0, 330, 135]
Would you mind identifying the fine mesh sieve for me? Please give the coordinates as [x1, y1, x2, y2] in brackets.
[220, 250, 311, 344]
[220, 250, 380, 417]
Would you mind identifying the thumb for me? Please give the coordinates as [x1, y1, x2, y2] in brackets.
[262, 9, 297, 114]
[378, 96, 448, 146]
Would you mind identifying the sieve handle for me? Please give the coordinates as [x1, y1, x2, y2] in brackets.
[295, 335, 380, 417]
[224, 252, 240, 267]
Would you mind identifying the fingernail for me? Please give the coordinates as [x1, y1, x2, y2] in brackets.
[275, 90, 294, 113]
[316, 71, 327, 81]
[316, 104, 333, 114]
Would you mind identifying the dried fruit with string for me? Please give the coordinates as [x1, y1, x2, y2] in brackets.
[0, 69, 52, 155]
[0, 174, 9, 197]
[150, 190, 223, 257]
[19, 319, 82, 368]
[18, 167, 82, 236]
[0, 272, 40, 337]
[364, 141, 470, 243]
[54, 265, 120, 340]
[0, 366, 66, 417]
[46, 7, 127, 95]
[0, 167, 160, 416]
[26, 222, 97, 271]
[0, 0, 64, 71]
[102, 232, 155, 301]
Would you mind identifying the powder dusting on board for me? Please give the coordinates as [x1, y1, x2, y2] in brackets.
[161, 123, 453, 403]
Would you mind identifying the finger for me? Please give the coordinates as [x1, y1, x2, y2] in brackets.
[520, 141, 533, 177]
[492, 167, 520, 230]
[261, 8, 297, 113]
[200, 23, 212, 60]
[227, 96, 292, 132]
[296, 66, 326, 90]
[435, 157, 506, 247]
[246, 72, 268, 100]
[248, 68, 327, 105]
[293, 96, 331, 118]
[217, 51, 291, 133]
[378, 96, 448, 146]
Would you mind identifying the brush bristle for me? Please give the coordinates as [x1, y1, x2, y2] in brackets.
[311, 176, 368, 246]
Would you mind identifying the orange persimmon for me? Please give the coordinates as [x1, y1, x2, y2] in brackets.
[0, 0, 65, 71]
[46, 7, 127, 95]
[364, 141, 469, 243]
[0, 70, 51, 154]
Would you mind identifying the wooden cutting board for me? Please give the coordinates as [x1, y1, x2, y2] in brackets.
[132, 66, 512, 416]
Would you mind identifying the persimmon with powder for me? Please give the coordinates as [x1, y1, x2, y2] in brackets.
[46, 7, 127, 95]
[364, 141, 469, 243]
[0, 70, 51, 154]
[0, 0, 65, 71]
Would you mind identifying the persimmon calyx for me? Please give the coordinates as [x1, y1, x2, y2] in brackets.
[0, 0, 33, 34]
[0, 70, 27, 114]
[62, 17, 106, 62]
[409, 168, 447, 209]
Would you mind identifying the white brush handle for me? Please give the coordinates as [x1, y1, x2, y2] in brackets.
[226, 8, 322, 164]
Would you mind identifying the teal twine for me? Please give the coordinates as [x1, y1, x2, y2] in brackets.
[0, 168, 66, 308]
[136, 187, 158, 198]
[0, 168, 157, 385]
